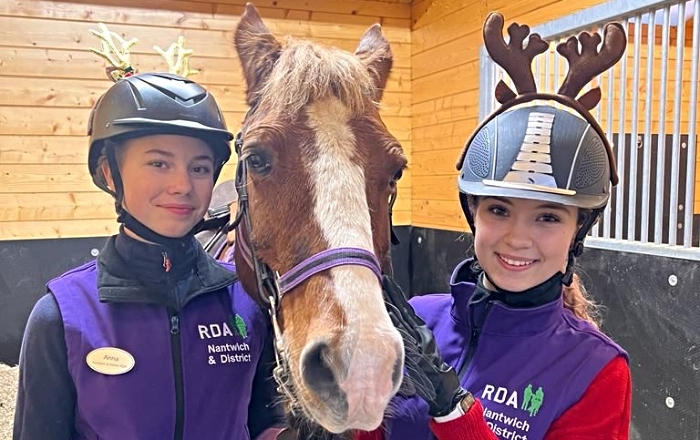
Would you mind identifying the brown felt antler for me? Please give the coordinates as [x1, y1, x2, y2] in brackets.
[556, 22, 627, 109]
[483, 12, 549, 103]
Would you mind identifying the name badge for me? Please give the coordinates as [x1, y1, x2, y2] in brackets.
[86, 347, 135, 375]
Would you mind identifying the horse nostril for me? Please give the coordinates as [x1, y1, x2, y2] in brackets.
[301, 341, 346, 404]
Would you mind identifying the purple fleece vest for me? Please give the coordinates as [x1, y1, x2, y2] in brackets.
[387, 261, 627, 440]
[50, 260, 268, 440]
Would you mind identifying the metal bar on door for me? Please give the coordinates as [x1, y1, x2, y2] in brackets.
[684, 0, 700, 247]
[641, 9, 656, 242]
[615, 18, 629, 239]
[653, 6, 671, 244]
[627, 14, 643, 241]
[668, 1, 686, 245]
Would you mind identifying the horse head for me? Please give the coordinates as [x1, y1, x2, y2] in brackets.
[232, 4, 407, 433]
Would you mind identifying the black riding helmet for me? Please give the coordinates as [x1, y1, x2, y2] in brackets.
[87, 72, 234, 244]
[88, 72, 233, 191]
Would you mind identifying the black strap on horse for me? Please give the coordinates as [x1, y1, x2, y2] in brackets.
[197, 206, 230, 254]
[196, 179, 238, 255]
[389, 188, 400, 247]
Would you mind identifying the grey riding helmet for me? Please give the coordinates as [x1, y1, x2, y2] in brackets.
[87, 72, 234, 192]
[458, 101, 615, 233]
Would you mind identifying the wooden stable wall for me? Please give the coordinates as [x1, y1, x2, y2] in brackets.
[410, 0, 605, 231]
[410, 0, 700, 231]
[0, 0, 412, 240]
[2, 0, 698, 239]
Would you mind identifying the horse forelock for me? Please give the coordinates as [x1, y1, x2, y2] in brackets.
[257, 39, 377, 117]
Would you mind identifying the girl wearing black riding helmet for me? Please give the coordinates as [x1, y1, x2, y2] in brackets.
[14, 73, 285, 440]
[359, 12, 632, 440]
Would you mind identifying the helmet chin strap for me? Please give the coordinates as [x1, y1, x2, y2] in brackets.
[562, 208, 603, 286]
[118, 210, 203, 248]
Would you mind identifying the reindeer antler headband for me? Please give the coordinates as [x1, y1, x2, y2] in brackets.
[458, 12, 627, 184]
[89, 23, 199, 81]
[154, 36, 200, 78]
[485, 12, 626, 109]
[89, 23, 139, 82]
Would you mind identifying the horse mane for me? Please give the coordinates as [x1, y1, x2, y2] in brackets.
[257, 38, 377, 116]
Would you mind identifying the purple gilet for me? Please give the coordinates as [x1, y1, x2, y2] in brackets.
[387, 259, 627, 440]
[48, 238, 271, 439]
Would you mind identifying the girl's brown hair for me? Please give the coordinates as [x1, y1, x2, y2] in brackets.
[563, 273, 601, 328]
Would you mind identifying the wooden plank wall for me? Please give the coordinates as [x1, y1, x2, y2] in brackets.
[410, 0, 700, 231]
[0, 0, 412, 240]
[2, 0, 698, 239]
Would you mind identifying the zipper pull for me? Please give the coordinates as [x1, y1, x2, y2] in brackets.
[162, 251, 171, 273]
[170, 315, 180, 335]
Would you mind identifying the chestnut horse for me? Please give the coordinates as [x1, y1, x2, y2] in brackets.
[228, 4, 407, 435]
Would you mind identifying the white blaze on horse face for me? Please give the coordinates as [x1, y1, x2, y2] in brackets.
[305, 97, 403, 430]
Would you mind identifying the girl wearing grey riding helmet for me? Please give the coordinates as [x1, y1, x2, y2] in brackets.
[363, 12, 632, 440]
[14, 68, 285, 439]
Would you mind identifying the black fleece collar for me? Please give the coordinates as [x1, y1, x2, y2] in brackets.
[96, 232, 237, 309]
[453, 258, 562, 308]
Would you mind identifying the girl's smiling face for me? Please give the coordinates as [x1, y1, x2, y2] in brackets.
[102, 134, 215, 239]
[473, 196, 579, 292]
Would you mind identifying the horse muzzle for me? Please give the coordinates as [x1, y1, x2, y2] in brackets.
[298, 324, 404, 433]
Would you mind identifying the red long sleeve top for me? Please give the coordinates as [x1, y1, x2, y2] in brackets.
[354, 355, 631, 440]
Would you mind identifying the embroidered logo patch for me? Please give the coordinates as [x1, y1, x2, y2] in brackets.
[230, 313, 248, 339]
[479, 382, 547, 439]
[521, 383, 545, 417]
[197, 315, 252, 366]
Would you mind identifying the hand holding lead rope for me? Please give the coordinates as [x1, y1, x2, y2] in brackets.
[382, 275, 472, 418]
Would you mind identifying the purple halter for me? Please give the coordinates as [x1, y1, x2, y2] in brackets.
[279, 247, 382, 293]
[236, 220, 382, 297]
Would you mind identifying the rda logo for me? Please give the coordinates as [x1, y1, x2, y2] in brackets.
[481, 383, 545, 417]
[521, 384, 544, 417]
[197, 314, 248, 340]
[228, 314, 248, 339]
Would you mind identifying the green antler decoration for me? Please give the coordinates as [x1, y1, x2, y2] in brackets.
[154, 36, 199, 78]
[89, 23, 139, 82]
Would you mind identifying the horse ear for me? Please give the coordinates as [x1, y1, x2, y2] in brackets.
[355, 24, 393, 102]
[234, 3, 282, 105]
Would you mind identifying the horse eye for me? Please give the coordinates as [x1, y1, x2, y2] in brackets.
[390, 168, 404, 187]
[246, 153, 271, 174]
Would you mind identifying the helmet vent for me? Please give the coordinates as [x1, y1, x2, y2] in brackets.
[126, 81, 146, 110]
[574, 135, 607, 188]
[143, 74, 207, 107]
[467, 127, 491, 178]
